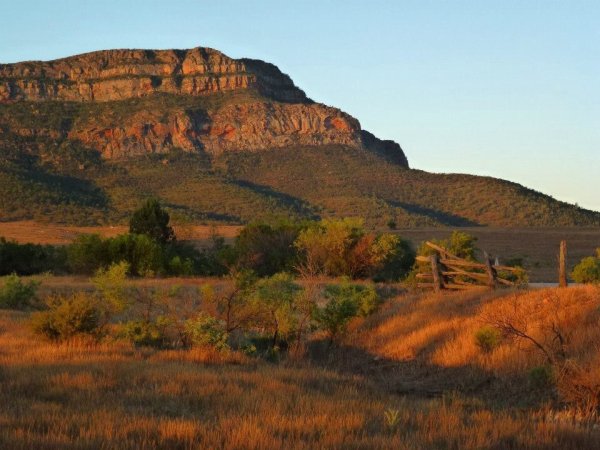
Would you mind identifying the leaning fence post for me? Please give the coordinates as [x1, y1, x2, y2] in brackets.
[484, 251, 497, 289]
[430, 253, 444, 292]
[559, 240, 568, 288]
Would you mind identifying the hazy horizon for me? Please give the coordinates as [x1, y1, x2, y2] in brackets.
[1, 0, 598, 211]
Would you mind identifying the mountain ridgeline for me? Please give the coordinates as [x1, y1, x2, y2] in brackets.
[0, 47, 597, 227]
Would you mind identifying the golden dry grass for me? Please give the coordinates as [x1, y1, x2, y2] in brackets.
[1, 287, 600, 448]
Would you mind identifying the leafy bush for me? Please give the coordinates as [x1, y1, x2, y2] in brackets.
[251, 273, 303, 346]
[92, 261, 131, 313]
[474, 326, 502, 353]
[0, 274, 39, 310]
[529, 365, 555, 389]
[120, 317, 171, 348]
[232, 219, 306, 276]
[313, 281, 379, 341]
[184, 313, 229, 350]
[30, 293, 104, 341]
[571, 252, 600, 284]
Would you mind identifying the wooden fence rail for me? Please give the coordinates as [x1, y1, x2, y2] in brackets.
[416, 241, 523, 291]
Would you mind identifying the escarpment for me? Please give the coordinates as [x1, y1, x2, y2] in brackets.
[0, 46, 408, 166]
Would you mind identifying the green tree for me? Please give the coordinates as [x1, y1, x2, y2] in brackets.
[129, 198, 175, 244]
[251, 273, 303, 346]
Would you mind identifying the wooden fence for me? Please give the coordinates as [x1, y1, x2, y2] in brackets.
[416, 241, 523, 291]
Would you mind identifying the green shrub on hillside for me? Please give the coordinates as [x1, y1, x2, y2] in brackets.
[0, 274, 40, 310]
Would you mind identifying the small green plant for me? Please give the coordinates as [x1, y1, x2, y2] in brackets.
[184, 312, 229, 350]
[529, 365, 555, 389]
[30, 292, 104, 341]
[120, 316, 171, 348]
[384, 408, 401, 430]
[313, 280, 379, 341]
[0, 273, 39, 310]
[474, 326, 502, 353]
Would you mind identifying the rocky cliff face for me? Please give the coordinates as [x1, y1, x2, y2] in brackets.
[0, 48, 307, 103]
[0, 47, 408, 167]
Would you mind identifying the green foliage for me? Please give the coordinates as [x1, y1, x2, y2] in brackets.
[474, 326, 502, 353]
[571, 253, 600, 284]
[0, 273, 40, 310]
[30, 293, 104, 341]
[0, 238, 67, 276]
[529, 365, 555, 389]
[294, 218, 404, 278]
[106, 233, 164, 276]
[120, 318, 171, 348]
[251, 273, 303, 345]
[232, 219, 306, 276]
[122, 316, 173, 348]
[129, 198, 175, 244]
[67, 232, 205, 277]
[92, 261, 131, 313]
[184, 313, 229, 350]
[67, 234, 109, 274]
[313, 280, 379, 340]
[374, 238, 416, 282]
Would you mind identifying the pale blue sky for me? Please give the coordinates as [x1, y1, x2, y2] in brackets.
[1, 0, 598, 211]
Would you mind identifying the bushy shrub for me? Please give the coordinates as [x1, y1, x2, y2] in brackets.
[0, 274, 39, 310]
[571, 253, 600, 284]
[529, 365, 555, 389]
[120, 317, 171, 348]
[295, 218, 405, 278]
[313, 281, 379, 340]
[30, 293, 104, 341]
[251, 273, 303, 346]
[184, 313, 229, 350]
[232, 219, 305, 276]
[474, 326, 502, 353]
[92, 261, 131, 313]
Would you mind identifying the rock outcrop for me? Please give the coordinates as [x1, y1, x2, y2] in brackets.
[0, 47, 409, 167]
[0, 48, 307, 103]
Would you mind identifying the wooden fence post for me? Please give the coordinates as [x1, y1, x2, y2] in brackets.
[559, 240, 568, 288]
[483, 251, 497, 289]
[430, 254, 444, 292]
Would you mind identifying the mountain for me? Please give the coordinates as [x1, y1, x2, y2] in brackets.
[0, 47, 598, 227]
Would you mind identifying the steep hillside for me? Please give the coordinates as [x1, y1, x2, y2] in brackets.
[0, 47, 597, 227]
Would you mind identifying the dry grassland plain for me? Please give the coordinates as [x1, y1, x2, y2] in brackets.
[1, 283, 599, 449]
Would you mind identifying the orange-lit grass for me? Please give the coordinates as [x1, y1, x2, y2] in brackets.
[1, 289, 600, 449]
